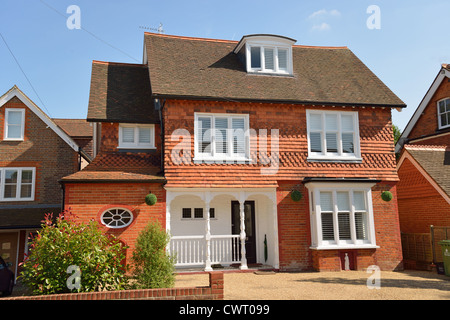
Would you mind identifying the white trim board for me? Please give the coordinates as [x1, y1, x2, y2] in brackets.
[0, 85, 79, 152]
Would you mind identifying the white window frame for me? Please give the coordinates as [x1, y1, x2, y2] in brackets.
[194, 113, 250, 162]
[0, 167, 36, 202]
[4, 108, 25, 141]
[118, 124, 155, 149]
[100, 207, 134, 229]
[305, 181, 378, 250]
[437, 98, 450, 130]
[247, 44, 293, 75]
[181, 207, 216, 220]
[306, 110, 361, 161]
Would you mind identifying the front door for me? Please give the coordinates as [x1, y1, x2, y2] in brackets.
[231, 201, 256, 264]
[0, 232, 18, 278]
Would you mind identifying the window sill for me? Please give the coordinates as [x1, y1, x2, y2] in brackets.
[0, 198, 34, 202]
[307, 156, 363, 163]
[193, 156, 253, 164]
[2, 138, 24, 142]
[310, 244, 379, 250]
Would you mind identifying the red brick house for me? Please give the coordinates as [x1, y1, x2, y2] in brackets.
[395, 64, 450, 268]
[0, 85, 92, 280]
[62, 33, 406, 272]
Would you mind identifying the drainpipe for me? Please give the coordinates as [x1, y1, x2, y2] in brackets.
[154, 98, 166, 174]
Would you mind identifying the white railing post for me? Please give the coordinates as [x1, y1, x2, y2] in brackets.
[204, 192, 213, 271]
[239, 200, 248, 270]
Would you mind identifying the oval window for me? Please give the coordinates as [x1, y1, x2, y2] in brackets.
[101, 208, 133, 228]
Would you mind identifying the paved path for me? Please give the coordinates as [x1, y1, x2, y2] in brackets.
[175, 270, 450, 300]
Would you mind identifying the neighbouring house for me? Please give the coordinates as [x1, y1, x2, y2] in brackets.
[0, 85, 92, 280]
[395, 64, 450, 270]
[61, 33, 406, 272]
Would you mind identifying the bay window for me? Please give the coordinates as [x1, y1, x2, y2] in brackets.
[306, 181, 377, 250]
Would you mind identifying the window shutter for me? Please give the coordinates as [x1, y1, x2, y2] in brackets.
[355, 212, 368, 240]
[215, 117, 228, 154]
[264, 48, 274, 70]
[278, 49, 288, 71]
[198, 117, 212, 154]
[338, 213, 351, 240]
[122, 127, 135, 143]
[232, 117, 245, 155]
[321, 213, 334, 240]
[326, 133, 338, 153]
[138, 127, 151, 144]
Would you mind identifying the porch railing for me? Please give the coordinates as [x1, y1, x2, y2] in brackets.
[169, 235, 240, 267]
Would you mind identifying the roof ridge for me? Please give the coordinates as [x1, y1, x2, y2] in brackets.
[144, 32, 238, 44]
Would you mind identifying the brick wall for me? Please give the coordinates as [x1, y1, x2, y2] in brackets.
[5, 272, 224, 300]
[64, 181, 166, 263]
[0, 96, 79, 205]
[397, 158, 450, 233]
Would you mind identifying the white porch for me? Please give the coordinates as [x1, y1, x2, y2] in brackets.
[166, 188, 279, 271]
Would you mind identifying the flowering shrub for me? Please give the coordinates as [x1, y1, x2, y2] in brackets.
[20, 211, 128, 295]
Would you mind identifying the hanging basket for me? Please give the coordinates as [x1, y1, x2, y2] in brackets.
[145, 193, 157, 206]
[381, 191, 393, 202]
[290, 190, 302, 202]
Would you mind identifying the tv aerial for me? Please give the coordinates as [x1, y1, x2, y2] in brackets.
[139, 23, 164, 34]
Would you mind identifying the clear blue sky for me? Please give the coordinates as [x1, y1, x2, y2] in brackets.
[1, 0, 450, 131]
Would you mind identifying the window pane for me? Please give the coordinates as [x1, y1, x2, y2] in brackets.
[182, 208, 192, 219]
[215, 117, 228, 154]
[320, 192, 333, 212]
[194, 208, 203, 219]
[439, 101, 446, 114]
[122, 127, 135, 143]
[20, 184, 32, 198]
[353, 192, 366, 211]
[250, 47, 261, 68]
[310, 132, 322, 153]
[21, 170, 33, 184]
[232, 118, 245, 154]
[338, 212, 351, 240]
[355, 212, 368, 240]
[4, 185, 16, 198]
[264, 48, 274, 70]
[138, 127, 151, 144]
[342, 133, 354, 153]
[337, 192, 349, 211]
[325, 114, 338, 131]
[326, 133, 338, 153]
[321, 212, 334, 241]
[309, 114, 322, 130]
[278, 49, 288, 70]
[7, 111, 23, 125]
[7, 125, 22, 139]
[5, 170, 17, 184]
[341, 114, 354, 131]
[446, 99, 450, 112]
[198, 117, 212, 153]
[209, 208, 215, 219]
[441, 114, 448, 127]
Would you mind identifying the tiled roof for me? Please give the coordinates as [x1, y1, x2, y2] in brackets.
[61, 151, 164, 182]
[144, 33, 406, 108]
[405, 145, 450, 197]
[53, 119, 93, 137]
[87, 61, 159, 123]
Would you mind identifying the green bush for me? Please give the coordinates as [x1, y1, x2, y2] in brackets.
[130, 220, 176, 289]
[19, 212, 128, 295]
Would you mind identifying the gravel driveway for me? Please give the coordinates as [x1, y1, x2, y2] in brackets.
[175, 270, 450, 300]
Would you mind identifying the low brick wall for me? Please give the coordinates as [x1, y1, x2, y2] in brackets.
[5, 272, 224, 300]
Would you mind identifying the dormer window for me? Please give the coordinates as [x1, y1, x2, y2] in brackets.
[234, 34, 296, 76]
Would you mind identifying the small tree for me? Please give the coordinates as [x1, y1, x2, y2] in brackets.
[20, 211, 128, 295]
[130, 220, 175, 289]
